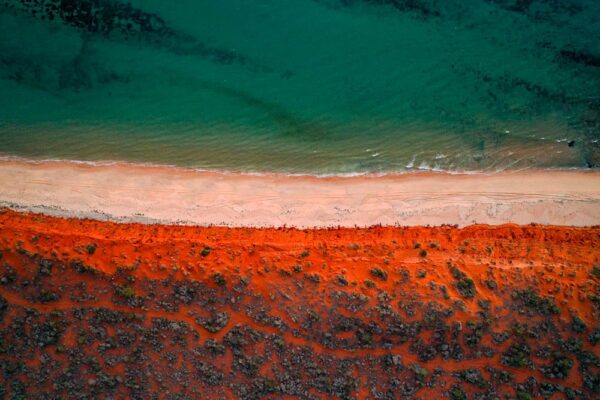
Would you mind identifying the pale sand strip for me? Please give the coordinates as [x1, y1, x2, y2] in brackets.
[0, 159, 599, 227]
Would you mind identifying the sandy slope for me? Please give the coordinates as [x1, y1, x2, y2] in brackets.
[0, 159, 599, 227]
[0, 210, 599, 398]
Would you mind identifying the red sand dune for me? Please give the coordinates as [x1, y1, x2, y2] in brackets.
[0, 209, 598, 399]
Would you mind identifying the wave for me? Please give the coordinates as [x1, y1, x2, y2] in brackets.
[0, 153, 591, 179]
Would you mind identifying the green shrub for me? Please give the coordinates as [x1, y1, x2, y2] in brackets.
[502, 342, 530, 368]
[541, 353, 573, 379]
[115, 285, 135, 299]
[39, 290, 60, 303]
[511, 288, 559, 315]
[369, 267, 388, 281]
[86, 243, 97, 254]
[516, 391, 532, 400]
[484, 279, 497, 290]
[572, 316, 588, 333]
[450, 266, 476, 298]
[456, 277, 476, 298]
[211, 272, 226, 286]
[408, 364, 429, 381]
[449, 385, 467, 400]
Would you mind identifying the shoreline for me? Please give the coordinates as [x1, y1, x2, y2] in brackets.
[0, 158, 599, 227]
[0, 153, 592, 178]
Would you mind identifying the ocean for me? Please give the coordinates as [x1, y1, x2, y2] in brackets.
[0, 0, 599, 174]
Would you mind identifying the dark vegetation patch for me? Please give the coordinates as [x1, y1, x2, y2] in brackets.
[511, 288, 559, 315]
[502, 342, 531, 368]
[540, 353, 573, 379]
[195, 312, 230, 333]
[211, 272, 226, 286]
[86, 243, 97, 254]
[369, 267, 388, 281]
[0, 224, 597, 399]
[449, 264, 476, 298]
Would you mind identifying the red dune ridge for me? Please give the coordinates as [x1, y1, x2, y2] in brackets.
[0, 209, 598, 399]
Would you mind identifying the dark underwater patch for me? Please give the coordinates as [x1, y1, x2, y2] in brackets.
[483, 0, 584, 21]
[353, 0, 441, 18]
[0, 38, 128, 93]
[577, 101, 600, 168]
[1, 0, 268, 72]
[192, 79, 328, 140]
[2, 0, 179, 39]
[313, 0, 443, 19]
[460, 66, 572, 108]
[559, 49, 600, 68]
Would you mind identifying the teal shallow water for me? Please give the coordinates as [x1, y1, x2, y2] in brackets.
[0, 0, 599, 174]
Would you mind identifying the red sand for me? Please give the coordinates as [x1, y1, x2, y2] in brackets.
[0, 209, 599, 399]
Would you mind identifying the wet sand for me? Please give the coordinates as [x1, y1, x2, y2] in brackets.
[0, 158, 599, 227]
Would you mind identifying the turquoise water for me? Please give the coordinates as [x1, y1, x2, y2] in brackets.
[0, 0, 599, 174]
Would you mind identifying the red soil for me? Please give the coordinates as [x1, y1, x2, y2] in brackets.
[0, 209, 598, 399]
